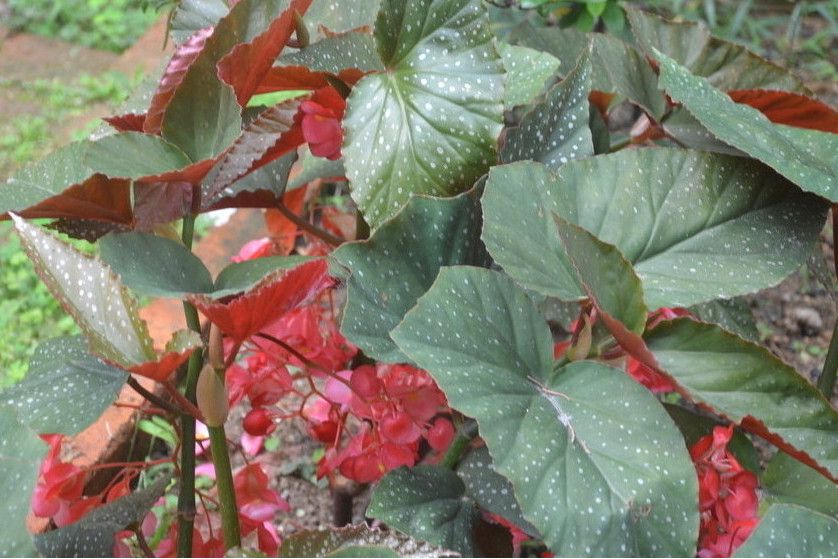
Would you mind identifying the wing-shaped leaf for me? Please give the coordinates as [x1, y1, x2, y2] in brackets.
[190, 259, 332, 342]
[627, 7, 808, 93]
[733, 504, 838, 558]
[728, 89, 838, 133]
[277, 31, 384, 77]
[169, 0, 228, 44]
[392, 266, 699, 557]
[457, 446, 538, 536]
[0, 337, 127, 435]
[497, 43, 560, 109]
[501, 48, 593, 172]
[212, 254, 314, 297]
[481, 151, 827, 308]
[761, 451, 838, 518]
[202, 150, 297, 211]
[11, 214, 155, 368]
[303, 0, 380, 38]
[342, 0, 505, 228]
[33, 477, 169, 558]
[217, 0, 314, 106]
[368, 466, 477, 556]
[656, 51, 838, 201]
[84, 132, 194, 179]
[279, 524, 455, 557]
[554, 216, 647, 336]
[0, 142, 132, 223]
[331, 189, 486, 363]
[689, 298, 758, 342]
[0, 406, 45, 557]
[645, 317, 838, 481]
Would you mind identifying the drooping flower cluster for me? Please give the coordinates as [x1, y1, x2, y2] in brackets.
[690, 425, 760, 557]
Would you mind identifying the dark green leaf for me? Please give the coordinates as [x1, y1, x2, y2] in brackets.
[332, 190, 486, 363]
[481, 150, 827, 307]
[11, 215, 155, 368]
[661, 108, 745, 156]
[655, 51, 838, 201]
[497, 43, 560, 109]
[392, 266, 699, 556]
[761, 451, 838, 518]
[100, 232, 214, 298]
[733, 504, 838, 557]
[212, 255, 315, 298]
[34, 477, 169, 558]
[645, 318, 838, 480]
[501, 48, 593, 172]
[343, 0, 505, 228]
[170, 0, 229, 44]
[304, 0, 380, 39]
[279, 524, 455, 557]
[689, 298, 759, 342]
[457, 446, 538, 536]
[554, 215, 647, 335]
[84, 133, 193, 179]
[203, 150, 297, 210]
[278, 32, 384, 75]
[0, 337, 127, 435]
[369, 466, 477, 556]
[0, 406, 45, 557]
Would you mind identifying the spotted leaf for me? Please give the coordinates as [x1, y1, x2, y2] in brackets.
[11, 214, 155, 368]
[342, 0, 505, 228]
[760, 451, 838, 518]
[733, 505, 838, 558]
[656, 51, 838, 201]
[331, 189, 487, 363]
[497, 43, 560, 109]
[501, 47, 593, 172]
[392, 266, 699, 556]
[645, 318, 838, 481]
[481, 150, 827, 308]
[0, 337, 127, 435]
[368, 465, 478, 556]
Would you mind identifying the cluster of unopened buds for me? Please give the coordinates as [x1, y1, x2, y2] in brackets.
[690, 425, 760, 557]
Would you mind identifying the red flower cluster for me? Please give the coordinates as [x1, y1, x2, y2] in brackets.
[314, 363, 454, 483]
[690, 425, 759, 557]
[234, 463, 288, 555]
[300, 87, 345, 160]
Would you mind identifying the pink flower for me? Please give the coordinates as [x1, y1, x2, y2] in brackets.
[300, 87, 345, 160]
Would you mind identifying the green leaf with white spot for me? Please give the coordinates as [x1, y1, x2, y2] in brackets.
[645, 317, 838, 480]
[332, 190, 486, 363]
[0, 337, 127, 435]
[689, 297, 758, 342]
[368, 465, 477, 556]
[733, 504, 838, 558]
[100, 232, 214, 298]
[392, 266, 699, 557]
[497, 43, 560, 108]
[481, 150, 826, 308]
[0, 406, 45, 557]
[656, 51, 838, 202]
[33, 477, 169, 558]
[457, 446, 538, 536]
[501, 47, 593, 172]
[342, 0, 505, 228]
[212, 255, 316, 298]
[554, 216, 647, 335]
[84, 133, 193, 179]
[11, 215, 155, 368]
[170, 0, 228, 44]
[279, 32, 384, 75]
[761, 451, 838, 518]
[304, 0, 380, 39]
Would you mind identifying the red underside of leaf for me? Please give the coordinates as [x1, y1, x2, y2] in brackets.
[145, 26, 215, 134]
[589, 91, 615, 119]
[217, 0, 314, 107]
[728, 89, 838, 133]
[133, 181, 194, 231]
[104, 113, 147, 133]
[137, 158, 217, 186]
[255, 65, 366, 94]
[189, 259, 333, 342]
[3, 174, 133, 223]
[127, 346, 197, 382]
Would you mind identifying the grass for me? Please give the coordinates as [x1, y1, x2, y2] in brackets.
[6, 0, 164, 53]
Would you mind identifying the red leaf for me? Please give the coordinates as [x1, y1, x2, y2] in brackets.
[728, 89, 838, 133]
[127, 330, 202, 382]
[256, 65, 366, 94]
[6, 174, 133, 224]
[217, 0, 314, 107]
[136, 158, 217, 186]
[265, 187, 306, 255]
[189, 259, 333, 342]
[132, 181, 194, 231]
[145, 27, 215, 134]
[104, 113, 147, 133]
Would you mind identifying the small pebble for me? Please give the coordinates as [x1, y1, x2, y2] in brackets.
[791, 307, 823, 335]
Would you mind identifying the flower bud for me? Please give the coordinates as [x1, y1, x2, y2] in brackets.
[196, 364, 228, 427]
[293, 10, 309, 49]
[208, 324, 225, 371]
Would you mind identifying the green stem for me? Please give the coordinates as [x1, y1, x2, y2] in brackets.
[818, 318, 838, 397]
[440, 420, 478, 469]
[208, 425, 241, 549]
[177, 213, 202, 557]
